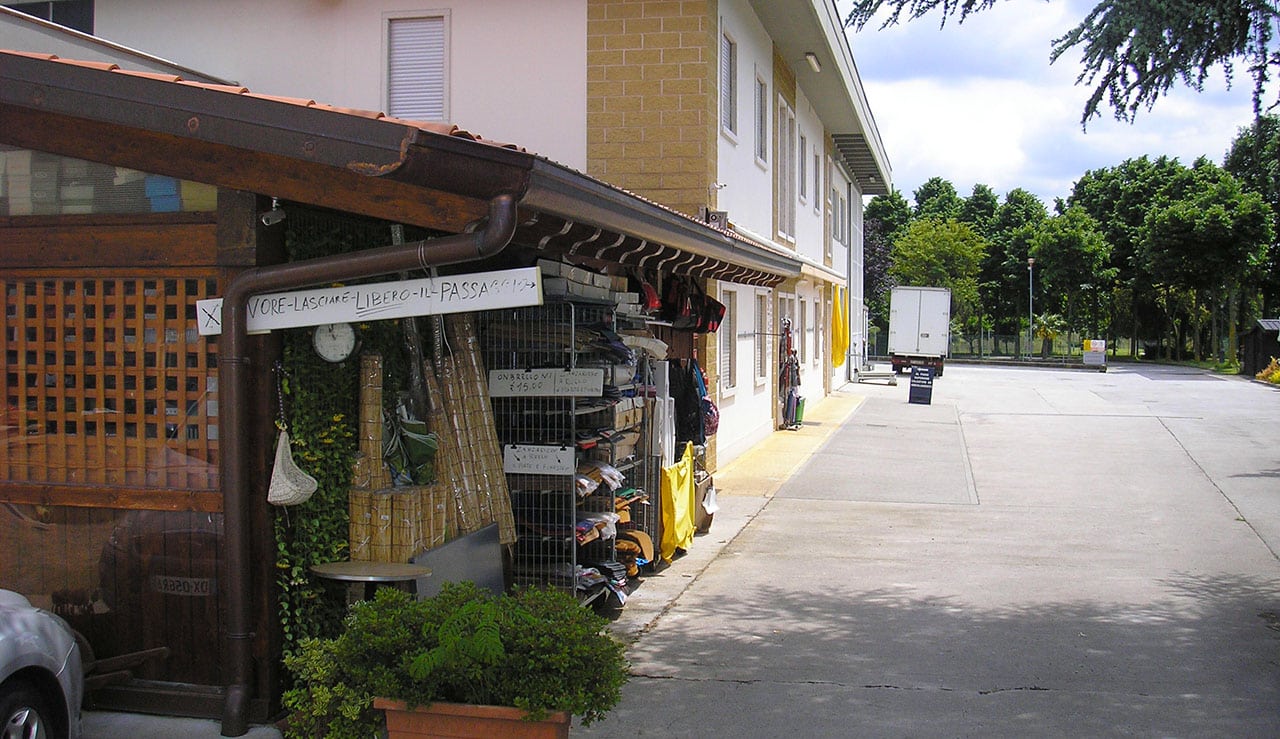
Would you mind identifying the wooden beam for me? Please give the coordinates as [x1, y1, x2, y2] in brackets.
[0, 220, 217, 268]
[0, 105, 491, 233]
[0, 482, 224, 513]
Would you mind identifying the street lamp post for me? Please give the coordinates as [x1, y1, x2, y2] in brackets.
[1027, 257, 1035, 359]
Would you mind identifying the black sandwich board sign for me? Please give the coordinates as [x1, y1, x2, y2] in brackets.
[908, 366, 934, 405]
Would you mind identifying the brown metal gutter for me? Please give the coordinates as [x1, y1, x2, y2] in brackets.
[217, 194, 518, 736]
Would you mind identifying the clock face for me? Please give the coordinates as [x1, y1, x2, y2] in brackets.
[313, 322, 357, 362]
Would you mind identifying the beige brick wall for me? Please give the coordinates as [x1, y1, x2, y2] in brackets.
[587, 0, 718, 219]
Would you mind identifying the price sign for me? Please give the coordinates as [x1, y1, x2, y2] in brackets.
[503, 444, 575, 474]
[488, 368, 605, 397]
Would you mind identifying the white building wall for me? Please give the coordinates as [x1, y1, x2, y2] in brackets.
[793, 92, 825, 266]
[709, 0, 779, 465]
[712, 284, 776, 464]
[849, 182, 868, 373]
[94, 0, 588, 169]
[714, 0, 773, 241]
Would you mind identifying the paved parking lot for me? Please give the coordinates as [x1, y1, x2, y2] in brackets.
[580, 364, 1280, 737]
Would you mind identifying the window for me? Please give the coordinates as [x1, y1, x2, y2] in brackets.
[720, 288, 737, 390]
[720, 33, 738, 135]
[754, 77, 769, 162]
[777, 101, 796, 241]
[830, 185, 843, 244]
[8, 1, 93, 33]
[834, 192, 844, 245]
[754, 292, 769, 381]
[798, 135, 808, 202]
[386, 14, 448, 121]
[813, 152, 822, 212]
[799, 300, 808, 364]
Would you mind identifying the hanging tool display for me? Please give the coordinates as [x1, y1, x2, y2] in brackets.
[778, 317, 802, 429]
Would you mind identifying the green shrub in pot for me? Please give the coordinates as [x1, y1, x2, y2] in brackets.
[282, 582, 629, 737]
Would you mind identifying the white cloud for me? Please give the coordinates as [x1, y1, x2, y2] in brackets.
[845, 0, 1258, 206]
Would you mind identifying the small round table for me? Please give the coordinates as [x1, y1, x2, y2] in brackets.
[311, 561, 432, 600]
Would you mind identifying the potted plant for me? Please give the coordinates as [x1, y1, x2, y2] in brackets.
[282, 582, 629, 738]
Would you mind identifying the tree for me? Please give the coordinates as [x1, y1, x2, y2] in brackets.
[1223, 114, 1280, 317]
[1139, 161, 1272, 359]
[865, 189, 913, 244]
[863, 190, 914, 328]
[1028, 206, 1115, 338]
[913, 177, 963, 220]
[984, 189, 1048, 337]
[960, 183, 1000, 238]
[844, 0, 1280, 125]
[889, 218, 987, 322]
[1068, 156, 1196, 355]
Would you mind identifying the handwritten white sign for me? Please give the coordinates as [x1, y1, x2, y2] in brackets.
[196, 267, 543, 335]
[488, 368, 605, 397]
[503, 444, 576, 475]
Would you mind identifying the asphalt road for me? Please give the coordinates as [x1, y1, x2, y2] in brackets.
[579, 364, 1280, 737]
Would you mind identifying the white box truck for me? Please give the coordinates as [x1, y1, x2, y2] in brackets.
[888, 286, 951, 376]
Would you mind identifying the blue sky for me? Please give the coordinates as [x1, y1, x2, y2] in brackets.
[842, 0, 1260, 208]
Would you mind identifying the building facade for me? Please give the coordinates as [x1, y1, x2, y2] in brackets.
[83, 0, 891, 466]
[0, 1, 889, 732]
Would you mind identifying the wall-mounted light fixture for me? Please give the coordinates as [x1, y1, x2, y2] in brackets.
[260, 197, 286, 226]
[804, 52, 821, 73]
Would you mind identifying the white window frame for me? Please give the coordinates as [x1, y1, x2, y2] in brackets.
[798, 134, 808, 203]
[754, 291, 769, 385]
[754, 75, 769, 165]
[798, 299, 808, 364]
[812, 151, 822, 213]
[720, 30, 738, 138]
[777, 99, 796, 242]
[383, 11, 450, 122]
[720, 287, 737, 393]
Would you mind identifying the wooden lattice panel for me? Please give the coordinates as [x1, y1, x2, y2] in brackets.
[2, 272, 221, 491]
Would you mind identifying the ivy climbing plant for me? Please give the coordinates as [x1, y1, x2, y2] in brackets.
[273, 209, 434, 667]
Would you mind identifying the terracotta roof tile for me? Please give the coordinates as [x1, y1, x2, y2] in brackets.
[1, 48, 523, 151]
[173, 80, 249, 94]
[55, 58, 120, 71]
[114, 69, 184, 83]
[309, 103, 385, 120]
[242, 92, 316, 107]
[4, 50, 58, 61]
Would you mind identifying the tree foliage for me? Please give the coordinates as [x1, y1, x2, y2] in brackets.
[1029, 206, 1114, 335]
[913, 176, 964, 220]
[863, 190, 913, 323]
[1224, 114, 1280, 315]
[889, 217, 987, 321]
[985, 189, 1049, 334]
[844, 0, 1280, 125]
[960, 183, 1000, 238]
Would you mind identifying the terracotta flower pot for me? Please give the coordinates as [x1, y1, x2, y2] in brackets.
[373, 698, 571, 739]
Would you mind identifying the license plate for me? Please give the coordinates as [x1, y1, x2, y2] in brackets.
[150, 575, 215, 596]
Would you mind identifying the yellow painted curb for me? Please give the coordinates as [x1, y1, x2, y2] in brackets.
[713, 387, 865, 497]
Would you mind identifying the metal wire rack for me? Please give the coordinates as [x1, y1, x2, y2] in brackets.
[481, 299, 655, 604]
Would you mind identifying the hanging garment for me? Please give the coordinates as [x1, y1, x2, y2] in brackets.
[833, 286, 849, 368]
[670, 359, 705, 447]
[660, 442, 696, 562]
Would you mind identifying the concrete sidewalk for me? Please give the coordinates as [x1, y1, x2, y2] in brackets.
[606, 388, 866, 642]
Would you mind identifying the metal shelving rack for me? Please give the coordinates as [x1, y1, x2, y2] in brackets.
[481, 299, 649, 604]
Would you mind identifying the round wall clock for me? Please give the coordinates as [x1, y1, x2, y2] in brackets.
[313, 322, 358, 362]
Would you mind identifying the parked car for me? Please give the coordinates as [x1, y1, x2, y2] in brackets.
[0, 589, 83, 739]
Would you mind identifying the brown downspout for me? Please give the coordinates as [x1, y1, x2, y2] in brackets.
[218, 193, 519, 736]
